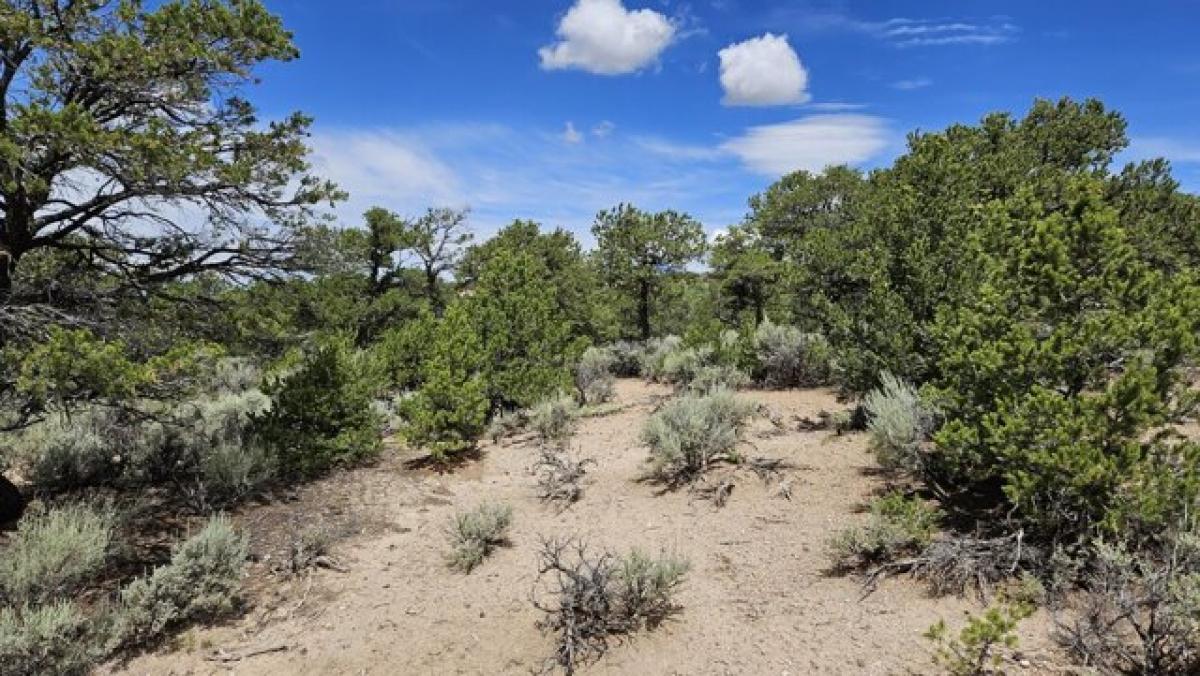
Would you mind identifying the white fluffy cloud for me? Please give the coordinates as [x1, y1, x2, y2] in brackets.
[539, 0, 676, 75]
[718, 33, 810, 106]
[720, 115, 888, 176]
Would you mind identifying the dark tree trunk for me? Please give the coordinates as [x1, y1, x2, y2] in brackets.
[638, 279, 652, 340]
[0, 250, 12, 303]
[0, 473, 25, 526]
[753, 287, 765, 327]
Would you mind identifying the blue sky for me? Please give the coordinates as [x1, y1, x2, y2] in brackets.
[252, 0, 1200, 241]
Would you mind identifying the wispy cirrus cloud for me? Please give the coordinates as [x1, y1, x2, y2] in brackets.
[307, 116, 896, 239]
[892, 77, 933, 90]
[1129, 137, 1200, 164]
[769, 7, 1019, 48]
[879, 18, 1019, 47]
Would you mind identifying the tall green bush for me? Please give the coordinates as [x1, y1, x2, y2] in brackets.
[402, 303, 489, 457]
[254, 337, 382, 476]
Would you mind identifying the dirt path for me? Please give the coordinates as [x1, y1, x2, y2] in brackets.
[111, 380, 1061, 675]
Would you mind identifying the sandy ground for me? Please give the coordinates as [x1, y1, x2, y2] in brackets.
[109, 380, 1066, 675]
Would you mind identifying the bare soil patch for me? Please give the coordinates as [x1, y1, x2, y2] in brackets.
[109, 380, 1066, 675]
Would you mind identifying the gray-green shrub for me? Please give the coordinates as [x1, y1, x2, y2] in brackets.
[0, 503, 113, 605]
[688, 364, 750, 393]
[529, 393, 581, 445]
[638, 335, 683, 382]
[641, 387, 757, 485]
[752, 321, 835, 388]
[446, 502, 513, 573]
[863, 372, 934, 476]
[658, 345, 713, 388]
[0, 601, 98, 676]
[195, 443, 277, 507]
[574, 347, 616, 405]
[827, 492, 939, 571]
[111, 515, 248, 648]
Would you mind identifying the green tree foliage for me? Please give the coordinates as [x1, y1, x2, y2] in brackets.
[709, 224, 783, 326]
[459, 220, 613, 342]
[254, 337, 382, 476]
[592, 205, 706, 339]
[0, 0, 340, 300]
[400, 207, 473, 313]
[401, 303, 489, 457]
[470, 250, 584, 411]
[928, 177, 1200, 542]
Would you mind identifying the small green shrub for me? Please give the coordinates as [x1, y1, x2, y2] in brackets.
[254, 337, 382, 476]
[827, 492, 939, 571]
[111, 515, 248, 648]
[924, 601, 1034, 675]
[607, 340, 645, 377]
[641, 387, 757, 485]
[17, 409, 128, 492]
[446, 502, 513, 573]
[864, 372, 934, 476]
[752, 321, 835, 388]
[574, 347, 616, 405]
[0, 503, 113, 605]
[529, 393, 581, 445]
[0, 601, 99, 676]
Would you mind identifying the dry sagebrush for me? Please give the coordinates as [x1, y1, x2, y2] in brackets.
[533, 537, 689, 674]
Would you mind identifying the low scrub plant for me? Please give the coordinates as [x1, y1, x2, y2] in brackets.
[638, 336, 684, 382]
[827, 492, 939, 572]
[574, 347, 616, 405]
[533, 537, 688, 675]
[688, 364, 750, 393]
[606, 340, 645, 377]
[924, 601, 1034, 675]
[486, 408, 528, 443]
[446, 502, 513, 573]
[658, 346, 713, 388]
[529, 393, 581, 445]
[17, 408, 136, 492]
[193, 443, 277, 508]
[1059, 530, 1200, 674]
[641, 387, 757, 485]
[752, 321, 835, 388]
[864, 372, 934, 476]
[110, 515, 248, 648]
[0, 601, 99, 676]
[0, 503, 114, 605]
[533, 446, 594, 504]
